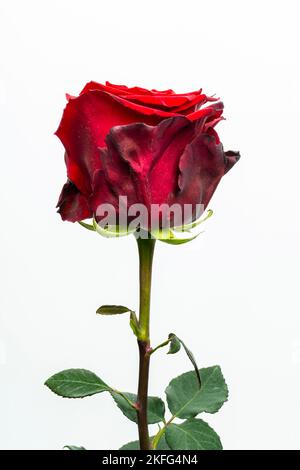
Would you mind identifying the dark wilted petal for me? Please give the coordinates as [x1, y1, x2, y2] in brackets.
[57, 181, 91, 222]
[224, 150, 241, 173]
[100, 142, 137, 208]
[91, 116, 240, 229]
[103, 117, 195, 211]
[171, 132, 239, 223]
[149, 117, 195, 205]
[89, 169, 119, 223]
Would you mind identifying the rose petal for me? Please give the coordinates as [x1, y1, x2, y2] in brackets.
[188, 102, 224, 123]
[171, 132, 239, 223]
[105, 81, 175, 96]
[104, 123, 155, 209]
[57, 181, 92, 222]
[80, 81, 132, 97]
[99, 145, 137, 207]
[119, 93, 197, 109]
[105, 92, 179, 119]
[89, 169, 120, 224]
[224, 150, 241, 173]
[173, 94, 217, 114]
[80, 81, 210, 113]
[100, 117, 195, 218]
[55, 90, 162, 196]
[56, 82, 240, 228]
[149, 117, 195, 205]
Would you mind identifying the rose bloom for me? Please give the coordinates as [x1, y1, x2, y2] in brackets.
[55, 81, 240, 229]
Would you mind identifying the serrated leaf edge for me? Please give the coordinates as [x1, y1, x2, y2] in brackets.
[166, 366, 228, 418]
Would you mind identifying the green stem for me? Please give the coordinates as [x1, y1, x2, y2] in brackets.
[148, 338, 171, 356]
[137, 236, 155, 342]
[136, 235, 156, 450]
[152, 426, 166, 450]
[152, 415, 176, 450]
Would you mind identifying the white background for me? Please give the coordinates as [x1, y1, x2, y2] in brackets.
[0, 0, 299, 450]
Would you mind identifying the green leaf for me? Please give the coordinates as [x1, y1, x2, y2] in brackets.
[167, 333, 181, 354]
[178, 337, 201, 386]
[119, 440, 140, 450]
[165, 366, 228, 419]
[165, 418, 222, 450]
[111, 392, 165, 424]
[96, 305, 141, 337]
[96, 305, 132, 315]
[45, 369, 111, 398]
[63, 445, 86, 450]
[120, 435, 170, 450]
[167, 334, 201, 385]
[153, 434, 171, 450]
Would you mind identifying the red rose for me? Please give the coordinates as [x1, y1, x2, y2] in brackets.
[56, 81, 239, 228]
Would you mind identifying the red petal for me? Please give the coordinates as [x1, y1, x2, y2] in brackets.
[80, 81, 132, 97]
[188, 102, 224, 122]
[149, 117, 194, 205]
[89, 170, 120, 223]
[174, 94, 217, 114]
[99, 144, 137, 208]
[105, 92, 179, 119]
[100, 117, 195, 215]
[171, 132, 239, 222]
[55, 90, 162, 196]
[105, 81, 175, 96]
[88, 117, 240, 229]
[80, 81, 209, 112]
[224, 150, 241, 173]
[104, 123, 156, 209]
[118, 93, 195, 108]
[57, 181, 92, 222]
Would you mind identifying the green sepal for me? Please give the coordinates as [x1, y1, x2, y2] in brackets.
[151, 227, 199, 245]
[176, 209, 213, 232]
[78, 220, 95, 231]
[151, 209, 213, 245]
[93, 217, 135, 238]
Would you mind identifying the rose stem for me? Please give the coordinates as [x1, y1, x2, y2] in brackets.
[136, 235, 156, 450]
